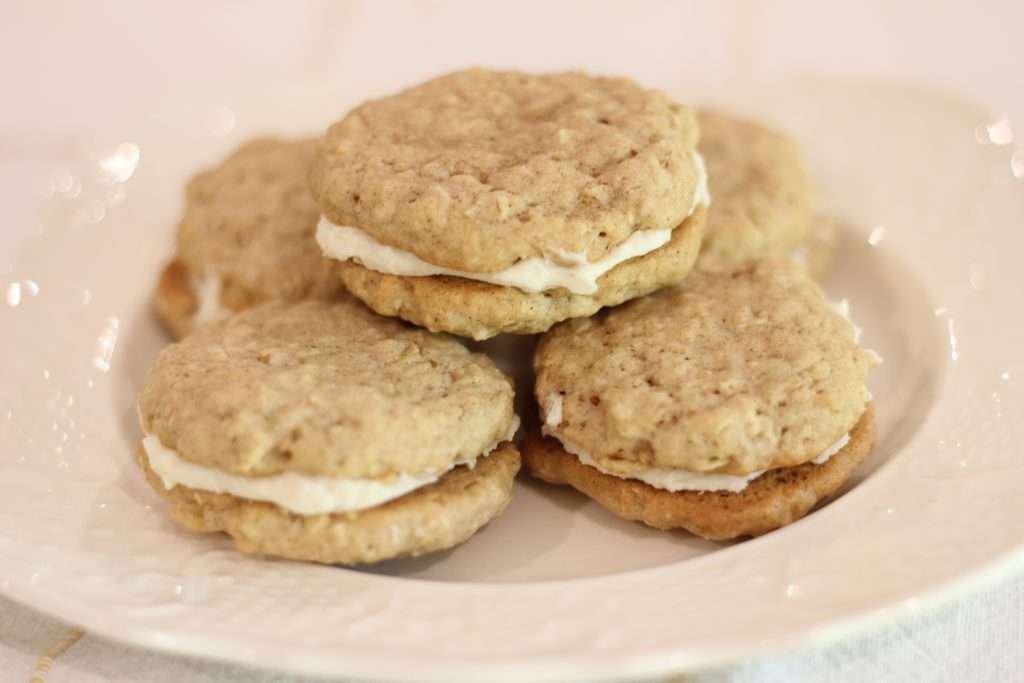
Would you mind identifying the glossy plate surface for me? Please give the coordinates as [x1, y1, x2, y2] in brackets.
[1, 77, 1022, 681]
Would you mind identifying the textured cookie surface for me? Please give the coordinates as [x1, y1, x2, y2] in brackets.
[171, 137, 342, 317]
[139, 300, 516, 479]
[337, 207, 706, 340]
[696, 111, 810, 271]
[140, 443, 520, 565]
[310, 68, 702, 272]
[523, 406, 874, 540]
[536, 259, 876, 475]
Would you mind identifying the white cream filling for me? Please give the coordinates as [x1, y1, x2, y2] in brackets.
[832, 297, 884, 365]
[190, 272, 230, 325]
[690, 150, 711, 209]
[316, 152, 709, 296]
[141, 417, 519, 515]
[831, 298, 861, 343]
[545, 428, 851, 494]
[811, 432, 849, 464]
[544, 394, 563, 429]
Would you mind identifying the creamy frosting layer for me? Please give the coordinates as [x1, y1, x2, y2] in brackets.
[141, 417, 519, 515]
[832, 297, 884, 365]
[190, 272, 230, 325]
[317, 152, 710, 295]
[545, 427, 850, 493]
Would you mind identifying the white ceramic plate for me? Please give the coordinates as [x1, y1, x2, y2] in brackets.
[1, 76, 1022, 682]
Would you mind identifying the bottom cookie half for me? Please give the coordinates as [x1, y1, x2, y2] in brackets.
[139, 443, 521, 565]
[523, 406, 875, 540]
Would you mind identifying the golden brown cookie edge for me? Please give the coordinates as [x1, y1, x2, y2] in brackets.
[138, 442, 521, 565]
[522, 405, 876, 540]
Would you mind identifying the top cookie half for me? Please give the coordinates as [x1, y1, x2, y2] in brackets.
[696, 111, 810, 272]
[309, 68, 704, 273]
[178, 137, 339, 305]
[535, 259, 878, 476]
[139, 299, 517, 480]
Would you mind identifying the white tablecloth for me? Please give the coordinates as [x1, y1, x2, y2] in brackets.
[4, 561, 1023, 683]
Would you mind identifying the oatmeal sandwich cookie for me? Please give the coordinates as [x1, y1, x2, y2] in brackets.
[137, 299, 520, 564]
[154, 137, 343, 339]
[695, 110, 815, 275]
[525, 259, 881, 540]
[310, 68, 709, 340]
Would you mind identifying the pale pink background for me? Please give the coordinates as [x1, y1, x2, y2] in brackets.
[3, 1, 1023, 258]
[3, 2, 1024, 135]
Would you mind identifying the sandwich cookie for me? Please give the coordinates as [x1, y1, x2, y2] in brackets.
[154, 138, 343, 339]
[310, 68, 709, 340]
[137, 299, 520, 564]
[695, 110, 812, 274]
[525, 259, 880, 540]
